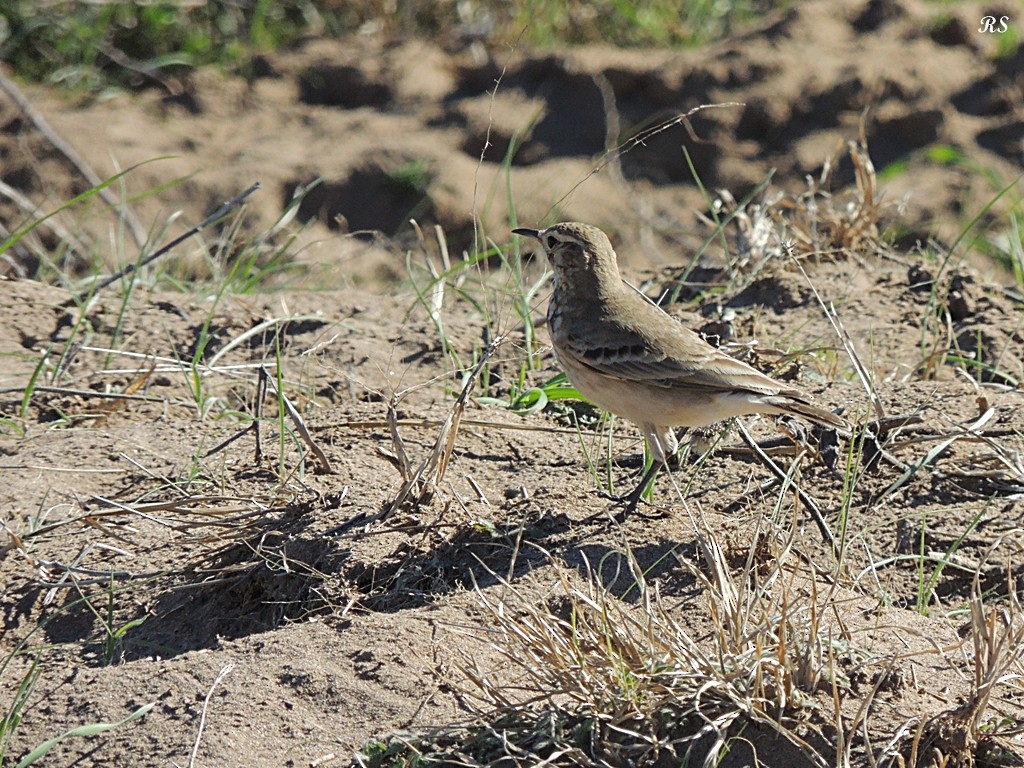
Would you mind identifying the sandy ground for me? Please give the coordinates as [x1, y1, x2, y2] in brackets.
[2, 0, 1024, 765]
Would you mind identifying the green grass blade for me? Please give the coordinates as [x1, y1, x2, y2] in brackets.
[14, 702, 154, 768]
[0, 158, 171, 256]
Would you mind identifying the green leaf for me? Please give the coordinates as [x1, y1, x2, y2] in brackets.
[14, 702, 154, 768]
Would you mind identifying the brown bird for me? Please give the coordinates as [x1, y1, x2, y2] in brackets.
[513, 221, 846, 512]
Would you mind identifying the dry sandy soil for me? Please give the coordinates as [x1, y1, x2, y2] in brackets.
[2, 0, 1024, 766]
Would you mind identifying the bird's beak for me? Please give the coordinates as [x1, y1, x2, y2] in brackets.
[512, 227, 541, 240]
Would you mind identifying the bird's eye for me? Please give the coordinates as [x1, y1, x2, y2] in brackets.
[545, 235, 559, 250]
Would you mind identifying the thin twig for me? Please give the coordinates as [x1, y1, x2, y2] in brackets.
[552, 102, 743, 217]
[736, 420, 837, 551]
[252, 364, 267, 465]
[0, 69, 148, 247]
[0, 385, 165, 402]
[262, 364, 332, 473]
[790, 252, 885, 423]
[63, 182, 261, 307]
[332, 416, 603, 437]
[375, 335, 505, 525]
[188, 663, 235, 768]
[873, 408, 996, 504]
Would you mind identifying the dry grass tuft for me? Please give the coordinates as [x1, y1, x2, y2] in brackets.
[450, 516, 850, 767]
[713, 135, 897, 274]
[356, 523, 1024, 768]
[783, 136, 894, 258]
[891, 558, 1024, 768]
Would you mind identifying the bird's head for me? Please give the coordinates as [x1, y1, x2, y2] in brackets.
[513, 222, 617, 274]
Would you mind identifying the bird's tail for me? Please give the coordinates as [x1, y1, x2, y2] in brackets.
[771, 396, 848, 430]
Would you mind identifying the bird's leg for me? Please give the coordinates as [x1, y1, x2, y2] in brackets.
[619, 459, 662, 511]
[597, 425, 679, 519]
[596, 459, 663, 519]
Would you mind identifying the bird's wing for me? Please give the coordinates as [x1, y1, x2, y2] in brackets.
[564, 309, 784, 396]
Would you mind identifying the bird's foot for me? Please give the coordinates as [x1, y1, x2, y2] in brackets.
[594, 490, 666, 522]
[591, 464, 669, 522]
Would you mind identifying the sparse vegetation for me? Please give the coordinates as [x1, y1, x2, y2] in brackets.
[2, 2, 1024, 767]
[0, 0, 781, 93]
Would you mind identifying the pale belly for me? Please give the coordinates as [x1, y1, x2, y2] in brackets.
[556, 348, 780, 429]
